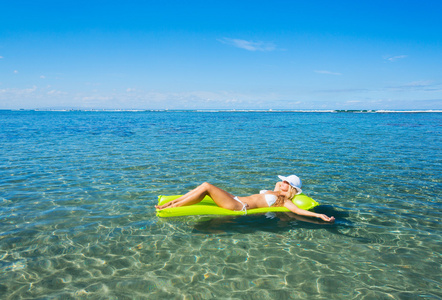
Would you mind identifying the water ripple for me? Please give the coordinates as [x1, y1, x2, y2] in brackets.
[0, 111, 440, 299]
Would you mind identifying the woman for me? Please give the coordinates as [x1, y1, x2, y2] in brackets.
[155, 175, 335, 222]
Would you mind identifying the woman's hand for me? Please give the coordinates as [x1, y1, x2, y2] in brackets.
[318, 214, 335, 222]
[274, 181, 282, 191]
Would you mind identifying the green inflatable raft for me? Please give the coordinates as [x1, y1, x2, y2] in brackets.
[156, 193, 319, 218]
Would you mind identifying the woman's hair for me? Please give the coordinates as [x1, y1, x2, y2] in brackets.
[272, 195, 286, 207]
[272, 185, 297, 207]
[287, 185, 297, 199]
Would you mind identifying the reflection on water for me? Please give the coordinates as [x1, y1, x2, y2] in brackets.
[190, 207, 348, 235]
[0, 111, 440, 299]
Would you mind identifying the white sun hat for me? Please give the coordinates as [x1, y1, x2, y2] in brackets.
[278, 175, 302, 194]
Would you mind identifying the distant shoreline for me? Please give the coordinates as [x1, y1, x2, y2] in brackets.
[1, 109, 441, 113]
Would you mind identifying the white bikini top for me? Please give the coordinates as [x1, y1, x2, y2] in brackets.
[259, 190, 277, 207]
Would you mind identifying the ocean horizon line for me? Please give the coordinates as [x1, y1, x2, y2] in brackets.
[1, 108, 441, 113]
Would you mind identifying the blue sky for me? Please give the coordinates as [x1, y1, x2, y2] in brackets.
[1, 0, 441, 110]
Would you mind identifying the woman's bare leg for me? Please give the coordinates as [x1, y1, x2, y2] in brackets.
[155, 182, 243, 210]
[155, 184, 209, 209]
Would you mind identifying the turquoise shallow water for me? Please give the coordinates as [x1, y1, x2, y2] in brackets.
[0, 110, 441, 299]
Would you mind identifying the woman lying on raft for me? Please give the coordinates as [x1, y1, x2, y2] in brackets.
[155, 175, 335, 222]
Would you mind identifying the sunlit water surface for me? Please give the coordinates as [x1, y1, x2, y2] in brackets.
[0, 111, 440, 299]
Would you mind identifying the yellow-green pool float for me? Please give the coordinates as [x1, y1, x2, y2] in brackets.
[156, 193, 319, 217]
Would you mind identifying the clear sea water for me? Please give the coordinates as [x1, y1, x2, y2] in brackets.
[0, 110, 440, 299]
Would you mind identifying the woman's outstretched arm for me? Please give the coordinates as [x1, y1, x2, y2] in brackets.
[283, 200, 335, 222]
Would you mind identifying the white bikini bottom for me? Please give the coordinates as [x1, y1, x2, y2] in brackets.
[233, 196, 248, 213]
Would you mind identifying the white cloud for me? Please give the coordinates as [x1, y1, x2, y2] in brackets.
[14, 70, 18, 74]
[47, 90, 67, 95]
[40, 75, 46, 79]
[402, 80, 433, 87]
[315, 70, 342, 76]
[2, 83, 440, 110]
[82, 96, 113, 101]
[387, 80, 442, 92]
[384, 55, 407, 62]
[0, 86, 37, 95]
[218, 38, 276, 52]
